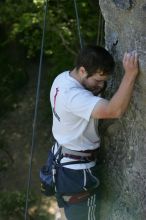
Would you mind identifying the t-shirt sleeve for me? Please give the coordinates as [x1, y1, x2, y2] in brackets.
[65, 87, 103, 121]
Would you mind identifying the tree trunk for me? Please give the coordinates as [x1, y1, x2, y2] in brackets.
[98, 0, 146, 219]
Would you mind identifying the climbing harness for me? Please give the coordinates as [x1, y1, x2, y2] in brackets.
[62, 189, 95, 204]
[61, 146, 98, 161]
[41, 145, 99, 205]
[40, 142, 98, 197]
[24, 0, 48, 219]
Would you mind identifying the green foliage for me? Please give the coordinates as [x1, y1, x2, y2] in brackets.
[0, 0, 100, 59]
[0, 138, 13, 171]
[0, 190, 55, 220]
[0, 191, 36, 219]
[0, 50, 28, 116]
[0, 0, 102, 117]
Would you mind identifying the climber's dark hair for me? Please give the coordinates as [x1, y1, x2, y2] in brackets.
[75, 45, 115, 76]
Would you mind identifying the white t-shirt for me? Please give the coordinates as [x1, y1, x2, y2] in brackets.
[50, 71, 103, 169]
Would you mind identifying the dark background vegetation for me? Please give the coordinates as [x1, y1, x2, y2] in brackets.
[0, 0, 103, 219]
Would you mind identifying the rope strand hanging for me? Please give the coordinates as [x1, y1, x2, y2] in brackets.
[73, 0, 83, 49]
[97, 7, 104, 46]
[24, 1, 48, 219]
[73, 0, 104, 48]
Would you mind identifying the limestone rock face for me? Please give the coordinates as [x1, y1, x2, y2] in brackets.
[99, 0, 146, 219]
[113, 0, 134, 9]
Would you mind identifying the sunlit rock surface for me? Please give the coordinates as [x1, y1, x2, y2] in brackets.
[98, 0, 146, 219]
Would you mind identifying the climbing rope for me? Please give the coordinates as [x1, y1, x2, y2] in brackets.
[97, 7, 104, 46]
[100, 11, 105, 46]
[73, 0, 83, 49]
[24, 1, 48, 219]
[73, 0, 104, 48]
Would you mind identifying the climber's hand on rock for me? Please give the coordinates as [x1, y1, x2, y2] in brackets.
[123, 51, 139, 78]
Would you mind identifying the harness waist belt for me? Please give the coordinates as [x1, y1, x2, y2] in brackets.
[61, 146, 97, 161]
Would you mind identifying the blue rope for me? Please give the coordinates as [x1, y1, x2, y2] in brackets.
[73, 0, 83, 49]
[97, 10, 104, 46]
[24, 1, 48, 219]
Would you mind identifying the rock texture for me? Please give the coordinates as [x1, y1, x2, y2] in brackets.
[98, 0, 146, 219]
